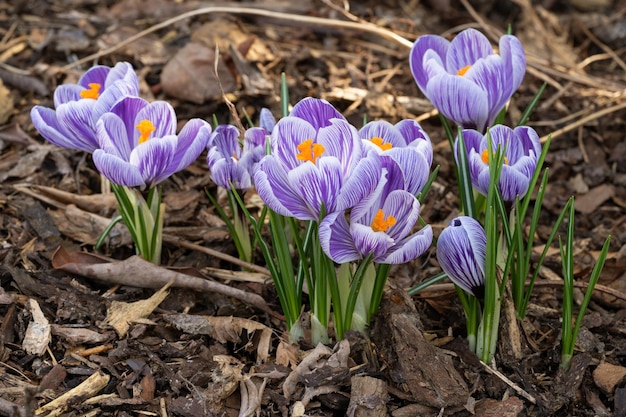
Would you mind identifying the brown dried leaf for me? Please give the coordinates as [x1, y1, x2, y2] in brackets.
[161, 42, 236, 104]
[48, 204, 132, 246]
[104, 281, 172, 338]
[574, 184, 615, 214]
[164, 314, 272, 363]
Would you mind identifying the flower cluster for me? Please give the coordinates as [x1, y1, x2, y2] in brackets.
[254, 98, 433, 265]
[31, 62, 211, 264]
[31, 63, 212, 188]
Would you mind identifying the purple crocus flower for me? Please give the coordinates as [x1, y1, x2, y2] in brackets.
[254, 98, 382, 221]
[410, 28, 526, 132]
[455, 125, 541, 201]
[31, 62, 140, 153]
[359, 119, 433, 195]
[207, 124, 268, 190]
[437, 216, 486, 297]
[289, 97, 346, 129]
[319, 188, 433, 264]
[92, 96, 211, 189]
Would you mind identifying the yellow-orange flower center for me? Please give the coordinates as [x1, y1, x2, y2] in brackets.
[457, 65, 471, 76]
[370, 137, 393, 151]
[371, 209, 396, 233]
[80, 83, 101, 100]
[136, 119, 156, 144]
[481, 149, 509, 165]
[296, 139, 325, 164]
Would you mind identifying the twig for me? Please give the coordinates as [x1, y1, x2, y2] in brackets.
[480, 360, 537, 404]
[162, 234, 270, 276]
[63, 6, 413, 70]
[539, 101, 626, 143]
[415, 280, 626, 303]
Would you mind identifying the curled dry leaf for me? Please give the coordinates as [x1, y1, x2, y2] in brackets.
[50, 324, 112, 345]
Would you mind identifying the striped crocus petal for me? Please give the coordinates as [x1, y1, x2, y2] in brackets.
[130, 136, 178, 188]
[207, 153, 252, 190]
[93, 97, 209, 188]
[436, 216, 486, 296]
[167, 118, 211, 177]
[359, 121, 407, 148]
[458, 125, 540, 201]
[395, 119, 433, 166]
[426, 74, 489, 131]
[320, 189, 432, 264]
[358, 120, 432, 196]
[254, 156, 307, 219]
[30, 106, 96, 152]
[289, 97, 346, 130]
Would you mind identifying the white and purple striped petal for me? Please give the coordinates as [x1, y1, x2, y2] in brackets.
[410, 28, 526, 131]
[437, 216, 486, 296]
[31, 62, 140, 153]
[456, 125, 541, 201]
[289, 97, 346, 130]
[320, 189, 432, 264]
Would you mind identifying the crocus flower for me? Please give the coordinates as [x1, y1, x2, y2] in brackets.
[31, 62, 140, 152]
[92, 96, 211, 189]
[409, 28, 526, 132]
[360, 119, 433, 196]
[319, 188, 433, 264]
[455, 125, 541, 201]
[207, 124, 268, 190]
[437, 216, 486, 297]
[254, 98, 382, 221]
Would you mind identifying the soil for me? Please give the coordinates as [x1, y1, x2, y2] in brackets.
[1, 0, 626, 416]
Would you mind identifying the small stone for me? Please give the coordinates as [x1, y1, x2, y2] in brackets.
[593, 362, 626, 394]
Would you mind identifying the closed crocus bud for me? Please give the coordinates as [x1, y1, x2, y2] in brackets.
[437, 216, 486, 297]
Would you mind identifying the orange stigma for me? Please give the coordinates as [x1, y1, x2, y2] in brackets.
[80, 83, 101, 100]
[136, 120, 156, 144]
[457, 65, 471, 76]
[370, 137, 393, 151]
[296, 139, 325, 163]
[371, 209, 396, 232]
[481, 149, 508, 165]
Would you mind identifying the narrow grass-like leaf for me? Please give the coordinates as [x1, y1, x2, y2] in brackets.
[417, 165, 440, 204]
[517, 83, 547, 127]
[407, 271, 448, 296]
[560, 202, 575, 368]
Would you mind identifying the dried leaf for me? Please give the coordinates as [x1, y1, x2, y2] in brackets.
[22, 299, 51, 356]
[164, 314, 272, 363]
[104, 281, 172, 337]
[161, 42, 236, 104]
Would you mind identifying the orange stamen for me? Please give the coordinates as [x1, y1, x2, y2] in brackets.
[136, 120, 156, 144]
[370, 137, 393, 151]
[457, 65, 471, 76]
[80, 83, 101, 100]
[296, 139, 325, 164]
[481, 149, 508, 165]
[371, 209, 396, 232]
